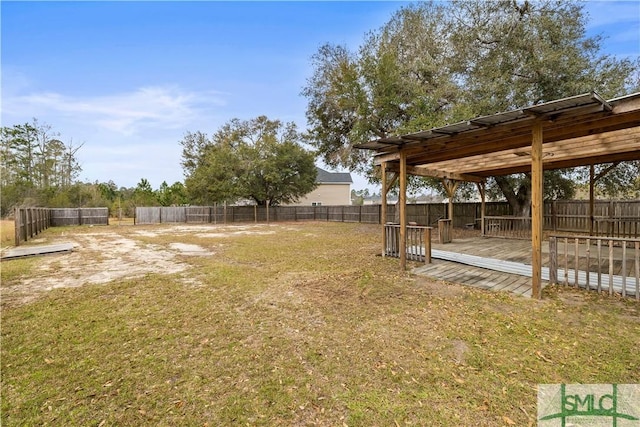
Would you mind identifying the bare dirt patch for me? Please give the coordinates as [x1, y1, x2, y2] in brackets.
[414, 276, 466, 298]
[1, 224, 272, 307]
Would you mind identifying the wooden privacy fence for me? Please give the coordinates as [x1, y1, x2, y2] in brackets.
[49, 208, 109, 226]
[133, 200, 639, 235]
[14, 208, 51, 246]
[483, 200, 639, 239]
[135, 203, 510, 226]
[546, 200, 640, 237]
[135, 205, 384, 225]
[548, 234, 640, 299]
[13, 207, 109, 246]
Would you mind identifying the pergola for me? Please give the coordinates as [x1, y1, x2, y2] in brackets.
[357, 92, 640, 299]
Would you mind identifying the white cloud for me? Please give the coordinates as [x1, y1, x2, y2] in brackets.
[4, 85, 226, 136]
[1, 79, 232, 188]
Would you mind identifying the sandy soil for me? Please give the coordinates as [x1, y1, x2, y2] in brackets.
[1, 223, 275, 307]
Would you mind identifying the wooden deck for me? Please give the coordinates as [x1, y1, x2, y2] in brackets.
[412, 236, 547, 298]
[0, 243, 75, 261]
[412, 235, 639, 298]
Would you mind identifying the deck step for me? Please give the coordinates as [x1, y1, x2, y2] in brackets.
[428, 248, 638, 297]
[432, 249, 541, 278]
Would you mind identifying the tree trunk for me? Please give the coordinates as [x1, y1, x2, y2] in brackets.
[494, 174, 531, 217]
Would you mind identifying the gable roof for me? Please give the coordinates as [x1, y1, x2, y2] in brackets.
[316, 167, 353, 184]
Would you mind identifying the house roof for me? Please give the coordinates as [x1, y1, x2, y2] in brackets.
[316, 167, 353, 184]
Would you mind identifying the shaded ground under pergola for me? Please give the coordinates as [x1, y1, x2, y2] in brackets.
[357, 92, 640, 298]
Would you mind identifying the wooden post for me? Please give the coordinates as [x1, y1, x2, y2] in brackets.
[589, 164, 595, 236]
[424, 227, 432, 264]
[27, 208, 32, 240]
[549, 236, 557, 285]
[477, 181, 486, 236]
[399, 151, 407, 270]
[266, 200, 270, 224]
[531, 121, 543, 299]
[442, 179, 459, 228]
[14, 208, 21, 247]
[381, 163, 388, 257]
[609, 240, 614, 296]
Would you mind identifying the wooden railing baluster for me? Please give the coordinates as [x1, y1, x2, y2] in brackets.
[548, 234, 639, 299]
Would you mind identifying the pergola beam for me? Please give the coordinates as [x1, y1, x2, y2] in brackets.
[383, 163, 483, 183]
[372, 112, 640, 167]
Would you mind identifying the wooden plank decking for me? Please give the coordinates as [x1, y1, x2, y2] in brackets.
[412, 237, 541, 297]
[413, 259, 534, 297]
[413, 236, 639, 297]
[0, 243, 75, 261]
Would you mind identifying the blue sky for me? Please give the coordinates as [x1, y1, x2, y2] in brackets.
[2, 1, 639, 191]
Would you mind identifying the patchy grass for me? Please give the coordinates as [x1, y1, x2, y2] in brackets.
[1, 219, 15, 249]
[1, 222, 639, 426]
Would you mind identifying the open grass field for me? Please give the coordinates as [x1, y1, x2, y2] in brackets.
[1, 221, 638, 426]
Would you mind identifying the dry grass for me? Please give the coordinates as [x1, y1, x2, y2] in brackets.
[1, 219, 15, 249]
[1, 222, 639, 426]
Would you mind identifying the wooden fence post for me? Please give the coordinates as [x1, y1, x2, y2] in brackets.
[28, 208, 33, 239]
[14, 208, 21, 247]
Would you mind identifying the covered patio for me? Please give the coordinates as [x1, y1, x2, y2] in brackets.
[357, 92, 640, 299]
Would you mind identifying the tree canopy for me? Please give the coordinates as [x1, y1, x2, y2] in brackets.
[1, 119, 84, 216]
[302, 0, 640, 207]
[181, 116, 318, 206]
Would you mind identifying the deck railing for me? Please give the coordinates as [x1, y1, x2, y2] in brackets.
[384, 224, 432, 263]
[594, 218, 640, 239]
[548, 234, 640, 299]
[484, 216, 531, 239]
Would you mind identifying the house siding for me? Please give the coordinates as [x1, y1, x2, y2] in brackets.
[295, 183, 351, 206]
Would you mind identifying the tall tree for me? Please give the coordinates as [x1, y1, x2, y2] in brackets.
[156, 181, 188, 206]
[302, 0, 639, 210]
[132, 178, 159, 206]
[0, 120, 84, 215]
[181, 116, 317, 206]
